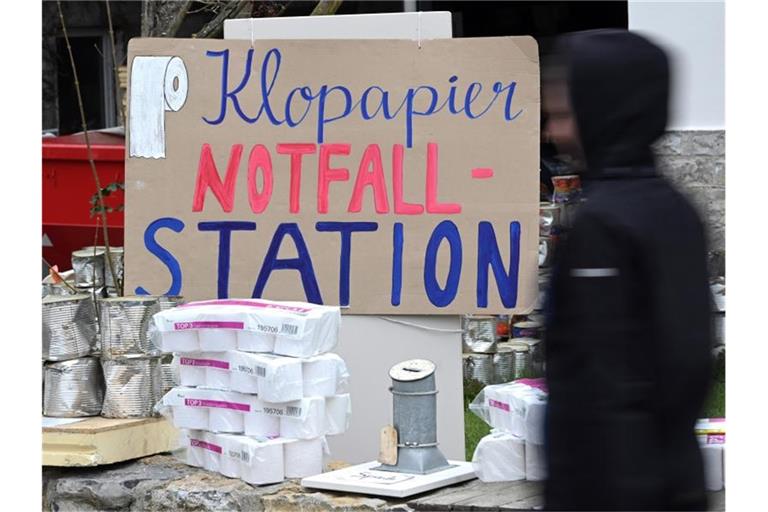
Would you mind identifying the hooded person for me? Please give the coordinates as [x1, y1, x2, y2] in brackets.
[541, 30, 713, 511]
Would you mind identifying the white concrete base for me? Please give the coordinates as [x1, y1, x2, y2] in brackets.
[301, 460, 476, 498]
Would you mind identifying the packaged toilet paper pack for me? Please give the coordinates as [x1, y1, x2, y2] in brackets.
[159, 387, 351, 438]
[152, 299, 340, 357]
[172, 351, 349, 402]
[178, 429, 328, 484]
[470, 381, 547, 442]
[696, 418, 726, 491]
[472, 430, 526, 482]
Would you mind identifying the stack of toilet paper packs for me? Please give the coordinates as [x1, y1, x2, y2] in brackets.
[153, 299, 350, 485]
[469, 378, 547, 482]
[696, 418, 725, 491]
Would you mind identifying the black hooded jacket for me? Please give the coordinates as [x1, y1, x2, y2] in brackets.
[543, 30, 714, 511]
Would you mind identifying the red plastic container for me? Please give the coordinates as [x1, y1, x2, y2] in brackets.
[42, 132, 125, 270]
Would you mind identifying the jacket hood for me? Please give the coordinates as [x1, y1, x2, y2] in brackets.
[555, 29, 670, 176]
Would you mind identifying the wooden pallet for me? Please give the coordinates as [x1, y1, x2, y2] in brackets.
[42, 417, 179, 467]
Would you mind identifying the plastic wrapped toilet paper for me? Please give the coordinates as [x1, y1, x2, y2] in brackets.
[239, 437, 286, 485]
[472, 430, 526, 482]
[161, 330, 200, 353]
[525, 441, 547, 481]
[159, 387, 255, 432]
[700, 441, 724, 491]
[178, 429, 287, 485]
[218, 434, 242, 478]
[324, 394, 351, 436]
[152, 299, 340, 356]
[244, 411, 281, 438]
[229, 352, 303, 402]
[284, 438, 324, 478]
[302, 353, 349, 397]
[470, 381, 548, 440]
[237, 330, 275, 353]
[199, 329, 238, 352]
[279, 396, 326, 439]
[175, 353, 228, 388]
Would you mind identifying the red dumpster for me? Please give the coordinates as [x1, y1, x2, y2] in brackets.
[42, 131, 125, 270]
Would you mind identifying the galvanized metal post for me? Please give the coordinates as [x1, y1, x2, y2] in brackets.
[377, 359, 451, 475]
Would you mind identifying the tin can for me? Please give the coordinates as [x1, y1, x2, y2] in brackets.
[496, 315, 511, 340]
[101, 356, 163, 418]
[539, 202, 562, 236]
[72, 248, 106, 288]
[43, 357, 104, 417]
[463, 353, 495, 385]
[493, 345, 516, 384]
[157, 295, 185, 311]
[512, 321, 542, 339]
[511, 338, 544, 377]
[103, 247, 124, 289]
[551, 174, 582, 204]
[42, 294, 98, 361]
[462, 315, 498, 353]
[99, 296, 161, 359]
[539, 236, 555, 268]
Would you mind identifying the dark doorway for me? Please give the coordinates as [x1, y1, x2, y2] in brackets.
[56, 35, 107, 134]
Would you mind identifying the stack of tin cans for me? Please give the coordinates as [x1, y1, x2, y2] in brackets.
[70, 245, 124, 298]
[42, 294, 104, 417]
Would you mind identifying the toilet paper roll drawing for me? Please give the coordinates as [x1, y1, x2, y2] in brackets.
[129, 56, 188, 159]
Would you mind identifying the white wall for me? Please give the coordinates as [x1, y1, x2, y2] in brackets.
[628, 1, 725, 130]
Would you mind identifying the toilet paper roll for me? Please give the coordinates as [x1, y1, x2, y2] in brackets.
[205, 367, 231, 390]
[240, 439, 285, 485]
[700, 443, 724, 491]
[525, 441, 547, 481]
[182, 430, 206, 468]
[472, 432, 526, 482]
[485, 386, 512, 433]
[129, 56, 188, 159]
[198, 329, 238, 351]
[279, 397, 326, 439]
[230, 371, 259, 394]
[524, 399, 547, 445]
[161, 330, 199, 353]
[273, 335, 321, 358]
[284, 438, 323, 478]
[324, 394, 351, 436]
[176, 355, 206, 387]
[244, 412, 281, 438]
[209, 407, 244, 433]
[303, 354, 343, 397]
[237, 330, 275, 353]
[172, 405, 209, 430]
[218, 434, 242, 479]
[258, 355, 303, 403]
[199, 432, 222, 473]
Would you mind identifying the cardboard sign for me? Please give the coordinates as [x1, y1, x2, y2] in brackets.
[125, 37, 539, 314]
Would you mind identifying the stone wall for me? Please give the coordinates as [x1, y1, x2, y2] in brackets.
[653, 130, 725, 275]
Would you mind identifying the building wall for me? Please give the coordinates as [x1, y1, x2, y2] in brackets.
[629, 1, 725, 273]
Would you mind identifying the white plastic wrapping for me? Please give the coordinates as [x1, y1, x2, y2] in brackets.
[472, 430, 526, 482]
[159, 387, 350, 438]
[284, 438, 324, 478]
[470, 380, 547, 442]
[525, 441, 547, 481]
[178, 429, 293, 485]
[696, 418, 726, 491]
[172, 350, 349, 402]
[229, 352, 303, 402]
[153, 299, 340, 357]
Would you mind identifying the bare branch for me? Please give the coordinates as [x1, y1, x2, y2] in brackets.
[57, 0, 121, 294]
[311, 0, 343, 16]
[105, 0, 123, 125]
[165, 0, 193, 38]
[193, 1, 248, 39]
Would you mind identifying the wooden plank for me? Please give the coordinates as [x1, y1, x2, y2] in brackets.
[500, 492, 544, 511]
[451, 481, 543, 510]
[42, 416, 155, 434]
[409, 480, 515, 510]
[43, 417, 179, 467]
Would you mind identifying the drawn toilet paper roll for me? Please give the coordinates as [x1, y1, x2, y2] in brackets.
[129, 56, 188, 159]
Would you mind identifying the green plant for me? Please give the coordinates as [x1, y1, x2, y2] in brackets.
[89, 181, 124, 217]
